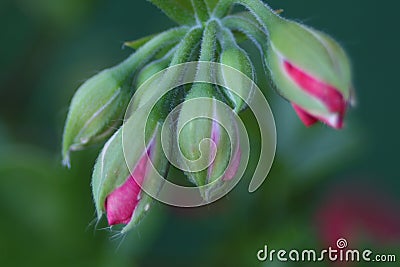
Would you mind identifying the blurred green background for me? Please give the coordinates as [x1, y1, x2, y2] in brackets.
[0, 0, 399, 266]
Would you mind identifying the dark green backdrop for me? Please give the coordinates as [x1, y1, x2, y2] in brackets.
[0, 0, 399, 266]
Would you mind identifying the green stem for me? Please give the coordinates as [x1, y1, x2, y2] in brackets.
[191, 0, 210, 23]
[170, 27, 203, 65]
[151, 26, 203, 120]
[216, 21, 256, 112]
[221, 14, 268, 51]
[216, 21, 237, 50]
[212, 0, 233, 18]
[192, 20, 217, 96]
[115, 26, 189, 78]
[199, 20, 218, 61]
[213, 0, 280, 29]
[221, 15, 270, 82]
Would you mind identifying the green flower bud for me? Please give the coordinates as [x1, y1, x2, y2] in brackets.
[62, 26, 189, 167]
[130, 56, 173, 111]
[136, 60, 170, 87]
[62, 67, 131, 167]
[213, 0, 353, 127]
[177, 84, 241, 200]
[219, 46, 255, 112]
[92, 113, 168, 232]
[266, 18, 353, 128]
[268, 18, 352, 98]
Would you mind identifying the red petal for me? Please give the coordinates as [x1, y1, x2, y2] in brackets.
[283, 61, 347, 114]
[292, 104, 318, 127]
[105, 150, 150, 226]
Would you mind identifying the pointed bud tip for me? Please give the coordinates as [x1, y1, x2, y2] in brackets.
[104, 142, 154, 226]
[322, 114, 344, 129]
[292, 104, 345, 129]
[105, 176, 141, 226]
[292, 104, 318, 127]
[62, 153, 71, 169]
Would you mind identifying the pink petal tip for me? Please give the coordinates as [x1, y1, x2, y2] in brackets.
[105, 149, 150, 226]
[284, 61, 347, 129]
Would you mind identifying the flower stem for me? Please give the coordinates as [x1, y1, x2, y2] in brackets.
[199, 20, 218, 61]
[115, 27, 189, 79]
[150, 27, 204, 120]
[194, 20, 218, 88]
[191, 0, 210, 23]
[216, 21, 237, 50]
[213, 0, 280, 29]
[170, 27, 203, 65]
[221, 14, 268, 51]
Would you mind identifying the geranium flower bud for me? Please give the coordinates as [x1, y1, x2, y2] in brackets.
[91, 116, 168, 231]
[62, 67, 131, 167]
[130, 54, 174, 111]
[265, 18, 353, 129]
[219, 46, 255, 112]
[135, 58, 171, 88]
[177, 85, 241, 200]
[62, 26, 189, 167]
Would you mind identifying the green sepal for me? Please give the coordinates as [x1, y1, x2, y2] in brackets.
[268, 20, 352, 99]
[217, 25, 255, 112]
[219, 46, 254, 112]
[178, 84, 214, 187]
[120, 193, 154, 233]
[91, 128, 129, 219]
[61, 67, 131, 167]
[62, 27, 188, 167]
[178, 85, 232, 187]
[91, 114, 167, 225]
[122, 122, 168, 233]
[135, 57, 172, 89]
[266, 45, 331, 116]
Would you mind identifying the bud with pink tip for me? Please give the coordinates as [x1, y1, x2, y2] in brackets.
[92, 118, 167, 231]
[177, 85, 242, 201]
[265, 17, 354, 129]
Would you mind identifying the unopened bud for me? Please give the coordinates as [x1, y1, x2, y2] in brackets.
[219, 47, 255, 112]
[62, 67, 131, 167]
[265, 17, 353, 128]
[177, 84, 241, 200]
[92, 115, 167, 232]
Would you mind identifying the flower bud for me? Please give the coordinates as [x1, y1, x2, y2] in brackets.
[130, 56, 172, 111]
[135, 58, 171, 88]
[177, 84, 241, 200]
[219, 46, 255, 112]
[265, 18, 353, 129]
[62, 67, 131, 167]
[91, 114, 168, 232]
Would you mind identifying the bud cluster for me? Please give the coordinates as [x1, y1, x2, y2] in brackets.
[62, 0, 355, 233]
